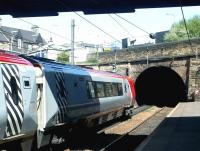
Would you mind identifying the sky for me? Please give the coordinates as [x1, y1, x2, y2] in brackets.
[0, 6, 200, 46]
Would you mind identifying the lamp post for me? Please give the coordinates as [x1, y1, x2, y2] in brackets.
[71, 19, 75, 65]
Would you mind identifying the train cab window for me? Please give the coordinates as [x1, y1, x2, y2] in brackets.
[10, 76, 19, 105]
[112, 83, 118, 96]
[24, 80, 30, 87]
[105, 83, 112, 97]
[117, 83, 123, 96]
[96, 82, 105, 98]
[87, 81, 96, 99]
[23, 77, 31, 89]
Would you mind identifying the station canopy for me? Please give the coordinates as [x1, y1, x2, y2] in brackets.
[0, 0, 199, 17]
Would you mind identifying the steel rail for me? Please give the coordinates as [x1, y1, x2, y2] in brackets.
[100, 107, 166, 151]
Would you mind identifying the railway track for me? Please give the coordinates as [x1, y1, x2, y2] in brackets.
[100, 107, 173, 151]
[96, 105, 152, 134]
[48, 106, 172, 151]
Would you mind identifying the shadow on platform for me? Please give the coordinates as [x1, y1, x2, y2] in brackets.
[136, 116, 200, 151]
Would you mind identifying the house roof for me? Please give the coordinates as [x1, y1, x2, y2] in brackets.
[0, 0, 199, 17]
[0, 26, 45, 44]
[0, 32, 9, 42]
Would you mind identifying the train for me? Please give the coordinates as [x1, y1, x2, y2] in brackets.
[0, 51, 136, 150]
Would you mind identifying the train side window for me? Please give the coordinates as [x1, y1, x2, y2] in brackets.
[117, 83, 123, 96]
[112, 83, 118, 96]
[96, 82, 105, 98]
[87, 81, 96, 99]
[10, 76, 19, 105]
[105, 83, 112, 97]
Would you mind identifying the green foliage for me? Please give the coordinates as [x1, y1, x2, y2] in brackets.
[86, 52, 98, 63]
[164, 15, 200, 42]
[57, 51, 69, 63]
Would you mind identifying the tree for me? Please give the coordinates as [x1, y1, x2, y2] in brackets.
[57, 51, 70, 63]
[164, 15, 200, 42]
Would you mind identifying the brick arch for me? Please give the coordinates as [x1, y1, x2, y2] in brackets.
[135, 66, 187, 107]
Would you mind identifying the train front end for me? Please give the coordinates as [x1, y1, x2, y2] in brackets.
[0, 52, 37, 149]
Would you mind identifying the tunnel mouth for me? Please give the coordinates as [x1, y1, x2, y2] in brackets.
[135, 66, 187, 107]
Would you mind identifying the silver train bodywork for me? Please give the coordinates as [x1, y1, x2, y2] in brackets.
[0, 54, 136, 150]
[0, 55, 37, 147]
[31, 56, 134, 148]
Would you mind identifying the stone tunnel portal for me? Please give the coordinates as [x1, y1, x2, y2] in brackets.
[135, 66, 187, 107]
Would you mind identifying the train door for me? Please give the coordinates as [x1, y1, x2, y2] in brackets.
[1, 64, 24, 137]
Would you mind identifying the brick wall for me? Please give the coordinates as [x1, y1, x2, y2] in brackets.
[90, 38, 200, 100]
[94, 38, 200, 64]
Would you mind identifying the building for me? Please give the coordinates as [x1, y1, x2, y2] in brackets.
[0, 24, 46, 54]
[29, 44, 70, 60]
[74, 42, 103, 63]
[29, 42, 103, 64]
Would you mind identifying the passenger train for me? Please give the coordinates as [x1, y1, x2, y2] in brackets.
[0, 51, 136, 150]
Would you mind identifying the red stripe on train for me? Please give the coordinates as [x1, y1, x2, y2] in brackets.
[127, 77, 136, 104]
[0, 51, 32, 66]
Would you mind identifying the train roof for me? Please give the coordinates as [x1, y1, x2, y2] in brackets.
[21, 55, 84, 70]
[85, 68, 126, 79]
[22, 55, 127, 79]
[0, 51, 32, 65]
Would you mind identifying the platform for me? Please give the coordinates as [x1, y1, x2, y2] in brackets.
[135, 102, 200, 151]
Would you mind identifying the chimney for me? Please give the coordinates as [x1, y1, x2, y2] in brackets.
[49, 37, 53, 43]
[31, 25, 39, 34]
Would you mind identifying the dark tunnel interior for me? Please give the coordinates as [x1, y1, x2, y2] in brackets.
[135, 66, 187, 107]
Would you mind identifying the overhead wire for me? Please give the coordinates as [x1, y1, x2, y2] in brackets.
[0, 28, 41, 43]
[1, 28, 76, 52]
[0, 30, 59, 54]
[55, 0, 122, 44]
[0, 28, 102, 56]
[13, 18, 96, 49]
[0, 29, 51, 54]
[16, 1, 124, 47]
[0, 29, 10, 42]
[3, 0, 141, 54]
[114, 14, 149, 34]
[17, 18, 70, 41]
[114, 13, 155, 39]
[1, 9, 122, 57]
[179, 2, 193, 51]
[18, 17, 119, 47]
[108, 14, 135, 39]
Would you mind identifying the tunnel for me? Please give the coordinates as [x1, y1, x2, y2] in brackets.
[135, 66, 187, 107]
